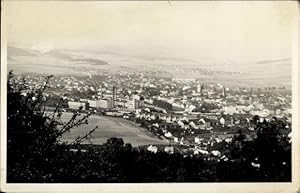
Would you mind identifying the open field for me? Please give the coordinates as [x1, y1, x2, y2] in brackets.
[60, 112, 168, 146]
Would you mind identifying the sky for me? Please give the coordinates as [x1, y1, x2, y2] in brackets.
[4, 1, 298, 63]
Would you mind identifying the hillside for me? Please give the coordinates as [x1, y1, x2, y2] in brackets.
[7, 46, 292, 88]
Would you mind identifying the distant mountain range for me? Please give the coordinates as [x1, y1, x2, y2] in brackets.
[7, 46, 291, 88]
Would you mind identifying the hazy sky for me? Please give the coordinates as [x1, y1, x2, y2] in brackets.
[4, 1, 298, 63]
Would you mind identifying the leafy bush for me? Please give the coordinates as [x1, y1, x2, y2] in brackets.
[7, 71, 96, 182]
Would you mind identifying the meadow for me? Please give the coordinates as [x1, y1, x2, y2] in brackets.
[61, 112, 168, 146]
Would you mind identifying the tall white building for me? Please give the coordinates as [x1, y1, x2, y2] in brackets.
[132, 94, 144, 110]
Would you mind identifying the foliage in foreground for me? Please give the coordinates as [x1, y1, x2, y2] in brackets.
[7, 72, 291, 182]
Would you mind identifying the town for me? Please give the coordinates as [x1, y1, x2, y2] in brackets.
[13, 71, 292, 156]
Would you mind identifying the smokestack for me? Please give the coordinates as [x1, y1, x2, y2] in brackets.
[112, 86, 117, 107]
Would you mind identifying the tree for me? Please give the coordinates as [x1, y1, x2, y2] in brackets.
[7, 71, 97, 182]
[216, 116, 291, 182]
[253, 117, 291, 181]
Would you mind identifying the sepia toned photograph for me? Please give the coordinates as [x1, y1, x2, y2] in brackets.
[1, 1, 300, 192]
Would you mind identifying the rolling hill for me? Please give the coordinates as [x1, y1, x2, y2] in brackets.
[7, 46, 292, 88]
